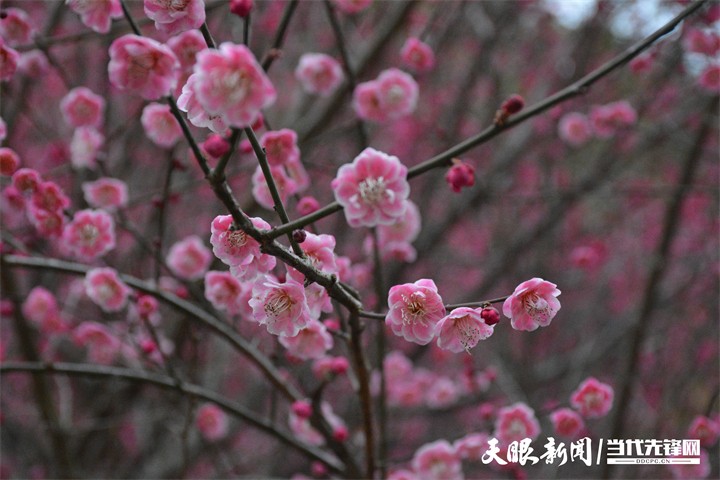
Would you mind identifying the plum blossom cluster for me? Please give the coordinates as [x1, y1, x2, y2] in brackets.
[558, 100, 638, 146]
[353, 68, 419, 122]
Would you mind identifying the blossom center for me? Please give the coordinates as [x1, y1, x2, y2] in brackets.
[400, 292, 427, 325]
[227, 229, 248, 248]
[358, 176, 387, 205]
[264, 289, 294, 319]
[523, 293, 551, 321]
[80, 224, 100, 244]
[454, 315, 480, 353]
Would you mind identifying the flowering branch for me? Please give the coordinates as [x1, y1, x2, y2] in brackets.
[267, 0, 707, 240]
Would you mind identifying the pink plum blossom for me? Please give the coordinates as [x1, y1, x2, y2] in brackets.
[16, 50, 48, 78]
[60, 87, 106, 129]
[251, 164, 299, 211]
[196, 403, 228, 441]
[377, 199, 421, 245]
[0, 8, 34, 47]
[287, 232, 338, 282]
[558, 112, 592, 146]
[82, 178, 128, 211]
[108, 34, 179, 100]
[177, 73, 228, 133]
[0, 147, 20, 176]
[411, 440, 462, 480]
[167, 29, 207, 74]
[295, 53, 344, 97]
[31, 181, 70, 213]
[230, 0, 253, 18]
[209, 214, 276, 277]
[400, 37, 435, 73]
[203, 271, 248, 315]
[0, 38, 20, 81]
[73, 322, 121, 365]
[385, 279, 445, 345]
[549, 408, 585, 439]
[331, 147, 409, 228]
[331, 0, 372, 15]
[22, 287, 66, 333]
[684, 28, 720, 56]
[698, 64, 720, 93]
[144, 0, 206, 35]
[570, 377, 614, 418]
[141, 103, 182, 148]
[278, 320, 334, 360]
[353, 69, 419, 122]
[445, 160, 475, 193]
[425, 376, 459, 408]
[27, 204, 66, 238]
[166, 235, 212, 280]
[62, 209, 116, 260]
[249, 278, 311, 337]
[67, 0, 123, 34]
[494, 402, 541, 445]
[502, 277, 561, 331]
[436, 307, 495, 353]
[190, 42, 276, 127]
[70, 127, 104, 169]
[85, 267, 131, 312]
[453, 432, 490, 461]
[687, 415, 720, 447]
[260, 129, 300, 166]
[202, 134, 230, 158]
[12, 168, 41, 192]
[589, 100, 637, 138]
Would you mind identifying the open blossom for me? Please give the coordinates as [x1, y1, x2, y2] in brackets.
[502, 277, 561, 331]
[177, 73, 228, 133]
[411, 440, 463, 480]
[203, 271, 248, 315]
[454, 432, 490, 462]
[550, 408, 585, 439]
[249, 278, 311, 337]
[279, 319, 334, 360]
[400, 37, 435, 73]
[22, 287, 65, 333]
[70, 127, 104, 169]
[190, 42, 275, 128]
[0, 8, 34, 46]
[354, 69, 418, 122]
[260, 129, 300, 166]
[687, 415, 720, 447]
[558, 112, 592, 146]
[60, 87, 106, 129]
[570, 377, 614, 418]
[167, 29, 207, 74]
[82, 178, 128, 211]
[436, 307, 495, 353]
[166, 235, 212, 280]
[209, 214, 275, 275]
[287, 232, 338, 282]
[495, 402, 541, 445]
[73, 322, 121, 365]
[425, 376, 459, 408]
[589, 100, 637, 138]
[85, 267, 131, 312]
[386, 279, 445, 345]
[18, 49, 49, 78]
[144, 0, 206, 35]
[141, 103, 182, 148]
[332, 148, 409, 228]
[31, 181, 70, 213]
[62, 209, 116, 260]
[196, 403, 228, 441]
[67, 0, 123, 33]
[108, 34, 179, 100]
[295, 53, 344, 97]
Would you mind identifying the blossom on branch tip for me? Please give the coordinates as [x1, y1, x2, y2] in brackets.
[85, 267, 131, 312]
[436, 307, 495, 353]
[400, 37, 435, 73]
[108, 35, 179, 100]
[295, 53, 344, 97]
[332, 148, 409, 228]
[249, 278, 311, 337]
[386, 279, 445, 345]
[82, 178, 128, 211]
[190, 42, 275, 128]
[144, 0, 206, 36]
[570, 377, 614, 418]
[550, 408, 585, 439]
[279, 319, 334, 360]
[62, 209, 116, 260]
[502, 277, 561, 331]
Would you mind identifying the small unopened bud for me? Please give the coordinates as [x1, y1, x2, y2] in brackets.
[332, 426, 349, 442]
[250, 113, 264, 131]
[202, 134, 230, 158]
[501, 94, 525, 115]
[330, 357, 349, 375]
[230, 0, 253, 17]
[292, 229, 307, 243]
[495, 94, 525, 126]
[445, 159, 475, 193]
[311, 461, 328, 478]
[291, 400, 313, 419]
[480, 306, 500, 326]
